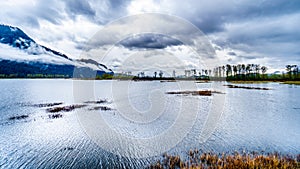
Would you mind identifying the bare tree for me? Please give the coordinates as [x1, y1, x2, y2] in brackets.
[261, 66, 267, 79]
[191, 69, 196, 76]
[246, 64, 251, 75]
[237, 64, 242, 75]
[185, 70, 191, 77]
[222, 66, 225, 77]
[226, 64, 232, 77]
[233, 65, 238, 76]
[261, 66, 267, 74]
[255, 64, 260, 74]
[241, 64, 246, 75]
[204, 69, 208, 76]
[286, 65, 292, 79]
[159, 71, 163, 78]
[292, 65, 298, 76]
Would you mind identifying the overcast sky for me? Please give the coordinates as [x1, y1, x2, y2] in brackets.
[1, 0, 299, 73]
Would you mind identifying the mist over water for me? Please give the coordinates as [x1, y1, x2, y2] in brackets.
[0, 79, 299, 168]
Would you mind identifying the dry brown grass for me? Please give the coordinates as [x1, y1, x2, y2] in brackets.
[149, 150, 300, 169]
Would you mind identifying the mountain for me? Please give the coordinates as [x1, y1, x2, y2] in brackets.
[0, 24, 113, 78]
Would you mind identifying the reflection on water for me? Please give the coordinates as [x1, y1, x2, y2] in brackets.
[0, 79, 299, 168]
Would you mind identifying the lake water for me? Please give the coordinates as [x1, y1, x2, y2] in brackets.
[0, 79, 299, 168]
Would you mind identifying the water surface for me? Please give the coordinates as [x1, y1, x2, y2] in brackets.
[0, 79, 299, 168]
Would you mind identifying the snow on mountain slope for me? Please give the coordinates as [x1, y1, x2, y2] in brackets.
[0, 43, 74, 65]
[0, 24, 113, 76]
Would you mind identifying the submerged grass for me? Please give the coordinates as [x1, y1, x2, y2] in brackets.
[46, 104, 87, 113]
[166, 90, 224, 96]
[229, 81, 274, 84]
[8, 114, 29, 120]
[224, 85, 271, 90]
[281, 81, 300, 85]
[88, 106, 113, 111]
[229, 80, 300, 85]
[150, 150, 300, 169]
[32, 102, 63, 107]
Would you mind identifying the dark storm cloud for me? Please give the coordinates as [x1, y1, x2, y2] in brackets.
[185, 0, 300, 34]
[120, 34, 183, 49]
[176, 0, 300, 64]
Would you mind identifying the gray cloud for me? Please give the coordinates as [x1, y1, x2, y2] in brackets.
[227, 52, 236, 56]
[0, 0, 65, 29]
[109, 0, 131, 11]
[172, 0, 300, 34]
[57, 0, 132, 24]
[239, 55, 257, 60]
[34, 0, 65, 25]
[22, 16, 41, 28]
[215, 12, 300, 61]
[64, 0, 96, 19]
[0, 0, 299, 70]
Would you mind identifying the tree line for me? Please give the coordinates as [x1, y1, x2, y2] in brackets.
[212, 64, 299, 81]
[105, 64, 300, 81]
